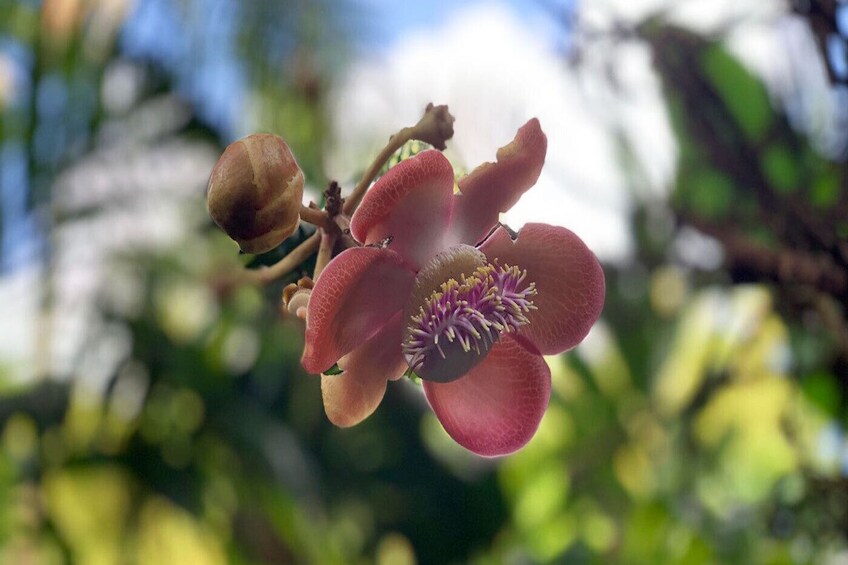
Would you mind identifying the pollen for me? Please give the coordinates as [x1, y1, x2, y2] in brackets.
[402, 262, 537, 379]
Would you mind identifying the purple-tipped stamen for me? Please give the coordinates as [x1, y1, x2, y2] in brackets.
[403, 262, 537, 376]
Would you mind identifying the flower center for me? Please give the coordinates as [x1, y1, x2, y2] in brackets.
[403, 260, 536, 382]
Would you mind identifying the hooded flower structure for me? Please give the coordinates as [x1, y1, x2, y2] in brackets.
[301, 119, 605, 456]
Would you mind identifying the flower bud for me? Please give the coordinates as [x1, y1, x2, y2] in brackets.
[207, 134, 304, 254]
[282, 277, 314, 320]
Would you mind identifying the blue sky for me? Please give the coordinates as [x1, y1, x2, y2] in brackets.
[118, 0, 573, 141]
[356, 0, 572, 50]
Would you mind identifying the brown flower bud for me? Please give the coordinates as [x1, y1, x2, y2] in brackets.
[207, 134, 304, 254]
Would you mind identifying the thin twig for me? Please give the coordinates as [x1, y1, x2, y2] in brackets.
[342, 127, 417, 215]
[342, 103, 454, 215]
[683, 212, 848, 297]
[313, 228, 338, 280]
[299, 204, 330, 229]
[242, 232, 321, 285]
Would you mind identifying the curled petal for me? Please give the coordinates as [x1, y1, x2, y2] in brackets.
[350, 150, 455, 269]
[479, 223, 605, 355]
[423, 336, 551, 457]
[302, 247, 414, 374]
[321, 314, 407, 428]
[449, 119, 547, 245]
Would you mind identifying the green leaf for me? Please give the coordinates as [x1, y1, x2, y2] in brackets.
[811, 173, 840, 209]
[762, 145, 800, 194]
[379, 140, 433, 176]
[683, 169, 734, 218]
[403, 366, 421, 384]
[702, 44, 772, 141]
[323, 364, 344, 376]
[801, 372, 840, 416]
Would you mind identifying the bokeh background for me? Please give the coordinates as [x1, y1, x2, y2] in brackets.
[1, 0, 847, 563]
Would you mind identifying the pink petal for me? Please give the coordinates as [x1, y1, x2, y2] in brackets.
[423, 336, 551, 457]
[479, 223, 605, 355]
[321, 314, 407, 428]
[350, 150, 455, 269]
[301, 247, 414, 374]
[449, 119, 547, 245]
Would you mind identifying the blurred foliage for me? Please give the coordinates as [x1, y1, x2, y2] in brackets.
[0, 1, 847, 564]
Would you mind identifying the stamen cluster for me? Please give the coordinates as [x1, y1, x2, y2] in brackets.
[403, 263, 537, 373]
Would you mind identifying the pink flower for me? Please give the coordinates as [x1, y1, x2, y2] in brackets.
[300, 119, 605, 456]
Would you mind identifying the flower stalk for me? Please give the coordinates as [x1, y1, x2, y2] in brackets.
[299, 204, 331, 230]
[314, 228, 338, 280]
[241, 231, 321, 286]
[342, 103, 455, 215]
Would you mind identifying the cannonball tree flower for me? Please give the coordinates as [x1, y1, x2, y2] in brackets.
[301, 119, 605, 456]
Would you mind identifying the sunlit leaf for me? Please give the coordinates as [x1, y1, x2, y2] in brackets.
[701, 44, 772, 141]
